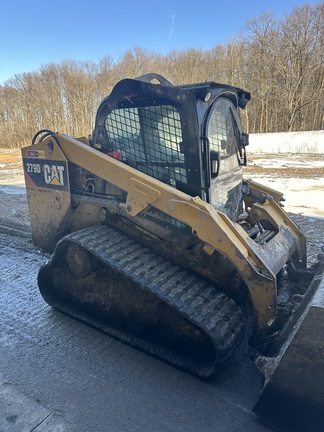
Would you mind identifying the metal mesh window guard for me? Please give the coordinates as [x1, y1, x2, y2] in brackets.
[105, 105, 186, 187]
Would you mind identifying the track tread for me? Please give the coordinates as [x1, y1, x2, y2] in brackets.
[39, 224, 245, 377]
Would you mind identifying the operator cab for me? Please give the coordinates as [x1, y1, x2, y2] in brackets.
[92, 74, 250, 221]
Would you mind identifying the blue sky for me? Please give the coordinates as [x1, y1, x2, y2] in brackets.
[0, 0, 320, 84]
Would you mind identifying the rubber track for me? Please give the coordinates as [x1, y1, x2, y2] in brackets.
[38, 225, 245, 377]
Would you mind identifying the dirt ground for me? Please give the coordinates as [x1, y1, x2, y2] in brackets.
[245, 153, 324, 179]
[0, 150, 30, 236]
[0, 149, 24, 184]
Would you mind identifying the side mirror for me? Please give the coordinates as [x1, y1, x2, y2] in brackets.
[210, 150, 220, 179]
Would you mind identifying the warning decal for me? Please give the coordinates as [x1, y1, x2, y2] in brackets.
[27, 150, 45, 159]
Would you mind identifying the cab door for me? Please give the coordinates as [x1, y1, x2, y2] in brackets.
[204, 97, 244, 220]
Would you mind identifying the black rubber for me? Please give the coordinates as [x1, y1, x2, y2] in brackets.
[38, 225, 245, 377]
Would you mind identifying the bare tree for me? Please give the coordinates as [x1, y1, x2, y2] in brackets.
[267, 4, 323, 131]
[165, 48, 209, 84]
[239, 13, 279, 132]
[113, 47, 159, 79]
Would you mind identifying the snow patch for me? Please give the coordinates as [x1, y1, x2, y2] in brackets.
[249, 130, 324, 154]
[0, 185, 26, 195]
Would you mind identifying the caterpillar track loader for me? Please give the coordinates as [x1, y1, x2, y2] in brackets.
[22, 74, 324, 432]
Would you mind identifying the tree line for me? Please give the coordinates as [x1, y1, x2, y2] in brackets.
[0, 3, 323, 149]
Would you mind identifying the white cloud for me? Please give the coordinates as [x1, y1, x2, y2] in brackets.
[169, 11, 176, 39]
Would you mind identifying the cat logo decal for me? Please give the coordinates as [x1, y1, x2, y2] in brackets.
[44, 164, 65, 186]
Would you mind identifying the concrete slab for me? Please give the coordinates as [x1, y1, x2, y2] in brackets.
[0, 382, 65, 432]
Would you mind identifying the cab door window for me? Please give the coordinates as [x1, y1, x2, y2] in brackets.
[207, 98, 241, 175]
[205, 97, 243, 218]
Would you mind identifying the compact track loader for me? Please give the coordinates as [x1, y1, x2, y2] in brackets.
[22, 74, 324, 431]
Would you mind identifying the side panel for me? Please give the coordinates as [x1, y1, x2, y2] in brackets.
[21, 142, 71, 251]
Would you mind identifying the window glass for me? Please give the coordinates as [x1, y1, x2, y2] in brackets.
[207, 98, 243, 216]
[207, 98, 240, 175]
